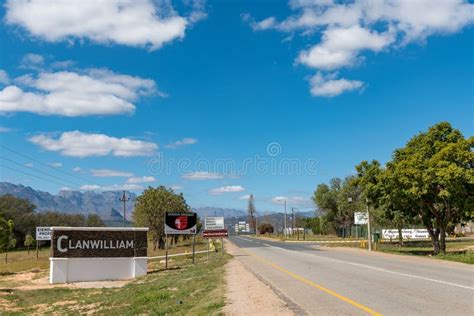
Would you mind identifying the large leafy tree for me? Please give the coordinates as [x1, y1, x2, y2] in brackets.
[383, 122, 473, 254]
[133, 186, 191, 250]
[0, 216, 14, 263]
[313, 177, 363, 236]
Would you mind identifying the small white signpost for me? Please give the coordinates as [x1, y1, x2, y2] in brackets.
[36, 227, 52, 241]
[354, 212, 368, 225]
[204, 217, 225, 230]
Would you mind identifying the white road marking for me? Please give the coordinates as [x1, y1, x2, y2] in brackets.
[233, 237, 474, 291]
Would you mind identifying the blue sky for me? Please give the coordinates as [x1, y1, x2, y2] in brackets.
[0, 0, 473, 213]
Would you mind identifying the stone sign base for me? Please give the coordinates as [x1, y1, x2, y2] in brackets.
[50, 257, 147, 284]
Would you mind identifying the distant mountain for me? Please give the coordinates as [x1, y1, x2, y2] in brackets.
[0, 182, 134, 221]
[193, 207, 246, 219]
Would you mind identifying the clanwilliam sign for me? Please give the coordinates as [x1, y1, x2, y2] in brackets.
[49, 227, 148, 284]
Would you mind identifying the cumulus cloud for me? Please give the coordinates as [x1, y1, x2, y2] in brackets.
[297, 25, 395, 70]
[209, 185, 245, 195]
[309, 72, 364, 97]
[165, 137, 198, 149]
[4, 0, 206, 50]
[126, 176, 156, 184]
[49, 162, 63, 168]
[0, 126, 12, 133]
[0, 65, 158, 116]
[72, 167, 82, 173]
[29, 131, 158, 157]
[182, 171, 224, 180]
[90, 169, 134, 177]
[80, 184, 143, 192]
[246, 0, 474, 97]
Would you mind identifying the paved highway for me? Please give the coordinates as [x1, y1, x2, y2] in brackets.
[229, 236, 474, 315]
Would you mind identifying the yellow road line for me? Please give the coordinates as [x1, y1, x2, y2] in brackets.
[240, 247, 382, 316]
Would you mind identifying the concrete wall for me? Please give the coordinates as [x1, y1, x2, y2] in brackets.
[50, 257, 147, 283]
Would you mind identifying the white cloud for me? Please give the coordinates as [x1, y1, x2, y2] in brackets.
[80, 184, 143, 192]
[72, 167, 82, 173]
[29, 131, 158, 157]
[309, 72, 364, 97]
[49, 162, 63, 168]
[297, 25, 395, 70]
[24, 163, 34, 168]
[171, 185, 183, 191]
[0, 67, 158, 116]
[271, 195, 312, 207]
[209, 185, 245, 195]
[90, 169, 134, 177]
[21, 53, 45, 69]
[182, 171, 224, 180]
[0, 126, 12, 133]
[4, 0, 202, 50]
[247, 0, 474, 97]
[126, 176, 156, 184]
[165, 137, 198, 149]
[238, 194, 251, 200]
[0, 70, 10, 85]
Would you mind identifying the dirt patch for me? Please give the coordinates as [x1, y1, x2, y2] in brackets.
[223, 241, 294, 316]
[0, 269, 131, 291]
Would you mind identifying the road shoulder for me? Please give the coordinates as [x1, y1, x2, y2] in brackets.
[223, 240, 296, 316]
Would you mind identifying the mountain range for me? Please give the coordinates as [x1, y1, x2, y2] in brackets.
[0, 182, 246, 221]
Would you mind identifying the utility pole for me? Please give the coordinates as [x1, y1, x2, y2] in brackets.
[292, 207, 296, 236]
[284, 200, 287, 239]
[119, 191, 130, 227]
[366, 198, 372, 251]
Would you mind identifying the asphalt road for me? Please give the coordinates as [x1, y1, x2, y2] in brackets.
[229, 236, 474, 316]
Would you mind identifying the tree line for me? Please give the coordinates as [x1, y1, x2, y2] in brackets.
[0, 194, 105, 261]
[313, 122, 473, 254]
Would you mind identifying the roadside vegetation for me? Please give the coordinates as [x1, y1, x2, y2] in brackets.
[308, 122, 473, 256]
[1, 253, 228, 315]
[0, 237, 228, 314]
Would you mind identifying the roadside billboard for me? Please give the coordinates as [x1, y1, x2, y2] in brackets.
[204, 217, 224, 230]
[382, 229, 430, 240]
[165, 212, 197, 235]
[36, 227, 52, 241]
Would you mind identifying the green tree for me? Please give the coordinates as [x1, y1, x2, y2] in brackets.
[86, 214, 105, 227]
[258, 223, 274, 234]
[0, 195, 36, 245]
[0, 217, 14, 263]
[133, 186, 191, 250]
[24, 232, 34, 255]
[382, 122, 473, 254]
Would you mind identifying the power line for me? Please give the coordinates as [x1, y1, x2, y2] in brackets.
[0, 163, 82, 191]
[0, 156, 83, 187]
[0, 145, 91, 184]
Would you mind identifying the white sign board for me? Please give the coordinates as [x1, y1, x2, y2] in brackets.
[382, 229, 430, 240]
[205, 217, 224, 230]
[36, 227, 52, 241]
[354, 212, 368, 225]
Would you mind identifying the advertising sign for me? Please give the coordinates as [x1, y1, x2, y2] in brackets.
[203, 229, 228, 238]
[165, 212, 197, 235]
[36, 227, 52, 241]
[354, 212, 368, 225]
[51, 229, 148, 258]
[382, 229, 430, 240]
[204, 217, 225, 230]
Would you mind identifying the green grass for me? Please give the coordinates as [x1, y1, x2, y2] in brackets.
[0, 237, 213, 274]
[377, 240, 474, 264]
[0, 253, 229, 315]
